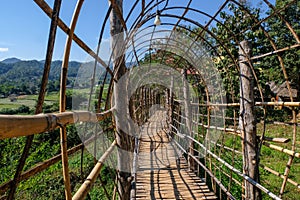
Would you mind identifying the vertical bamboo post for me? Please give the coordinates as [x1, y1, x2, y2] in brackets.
[110, 0, 132, 199]
[59, 1, 84, 199]
[7, 1, 62, 199]
[239, 40, 261, 200]
[169, 76, 174, 134]
[182, 69, 195, 172]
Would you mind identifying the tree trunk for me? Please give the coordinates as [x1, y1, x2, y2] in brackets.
[239, 40, 261, 200]
[110, 1, 132, 199]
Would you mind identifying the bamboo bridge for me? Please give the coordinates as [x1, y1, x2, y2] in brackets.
[1, 0, 300, 200]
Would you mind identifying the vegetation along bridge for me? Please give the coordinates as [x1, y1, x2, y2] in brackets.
[0, 0, 299, 199]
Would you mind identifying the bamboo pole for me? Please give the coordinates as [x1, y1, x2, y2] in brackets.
[263, 142, 300, 158]
[72, 140, 116, 200]
[33, 0, 113, 76]
[59, 1, 84, 199]
[0, 110, 112, 139]
[259, 164, 300, 189]
[191, 101, 300, 107]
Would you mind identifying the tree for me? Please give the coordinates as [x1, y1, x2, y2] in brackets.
[259, 0, 300, 100]
[110, 1, 134, 199]
[207, 2, 262, 102]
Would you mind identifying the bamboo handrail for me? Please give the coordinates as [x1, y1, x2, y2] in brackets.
[190, 102, 300, 107]
[0, 110, 112, 139]
[72, 140, 117, 200]
[181, 134, 281, 200]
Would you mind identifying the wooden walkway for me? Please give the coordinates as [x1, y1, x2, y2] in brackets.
[134, 110, 217, 200]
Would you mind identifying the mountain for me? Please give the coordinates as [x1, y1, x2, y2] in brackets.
[0, 59, 82, 84]
[0, 58, 138, 96]
[1, 57, 22, 64]
[0, 58, 116, 96]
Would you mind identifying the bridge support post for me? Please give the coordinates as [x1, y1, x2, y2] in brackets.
[182, 69, 195, 172]
[110, 1, 132, 199]
[169, 76, 174, 134]
[239, 40, 261, 200]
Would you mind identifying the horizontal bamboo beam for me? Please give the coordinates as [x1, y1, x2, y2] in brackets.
[191, 102, 300, 107]
[72, 140, 116, 200]
[0, 110, 112, 139]
[263, 142, 300, 158]
[259, 164, 300, 189]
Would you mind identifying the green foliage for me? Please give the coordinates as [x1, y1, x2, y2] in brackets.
[0, 105, 32, 114]
[0, 60, 82, 96]
[193, 0, 300, 104]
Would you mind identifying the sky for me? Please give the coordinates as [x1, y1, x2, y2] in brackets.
[0, 0, 274, 62]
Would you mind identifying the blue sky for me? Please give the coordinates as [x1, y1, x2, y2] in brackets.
[0, 0, 274, 62]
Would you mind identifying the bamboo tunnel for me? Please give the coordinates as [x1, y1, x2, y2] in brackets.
[1, 0, 299, 199]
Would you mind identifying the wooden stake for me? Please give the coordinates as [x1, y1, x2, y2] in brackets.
[239, 40, 261, 200]
[110, 1, 132, 199]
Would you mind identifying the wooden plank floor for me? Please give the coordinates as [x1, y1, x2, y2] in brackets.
[135, 110, 217, 200]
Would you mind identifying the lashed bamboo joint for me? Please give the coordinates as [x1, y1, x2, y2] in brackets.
[0, 110, 112, 139]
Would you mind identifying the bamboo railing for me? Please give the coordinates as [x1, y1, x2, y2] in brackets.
[0, 110, 112, 139]
[0, 110, 113, 197]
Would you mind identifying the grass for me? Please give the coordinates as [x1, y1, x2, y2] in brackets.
[257, 123, 300, 200]
[0, 92, 59, 110]
[0, 86, 110, 112]
[14, 149, 115, 200]
[203, 122, 300, 200]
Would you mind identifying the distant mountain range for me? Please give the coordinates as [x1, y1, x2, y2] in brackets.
[0, 58, 139, 91]
[0, 58, 82, 85]
[0, 58, 141, 96]
[1, 57, 22, 64]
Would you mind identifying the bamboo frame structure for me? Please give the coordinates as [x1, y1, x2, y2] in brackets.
[0, 0, 299, 199]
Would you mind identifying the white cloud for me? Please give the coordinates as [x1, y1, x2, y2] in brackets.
[0, 48, 8, 52]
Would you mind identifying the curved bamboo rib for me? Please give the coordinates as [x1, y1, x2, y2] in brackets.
[33, 0, 113, 76]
